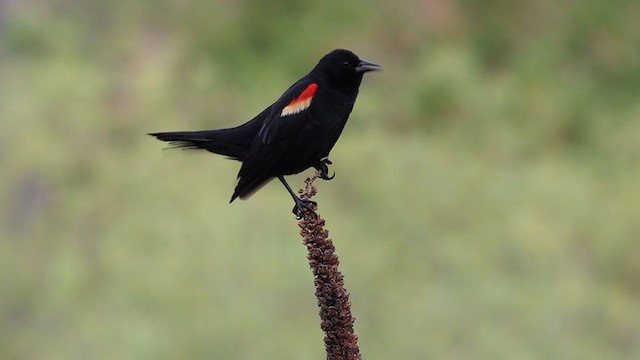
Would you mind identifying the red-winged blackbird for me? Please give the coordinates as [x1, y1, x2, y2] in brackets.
[149, 49, 380, 218]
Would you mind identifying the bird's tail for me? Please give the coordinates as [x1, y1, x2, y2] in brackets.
[148, 129, 250, 160]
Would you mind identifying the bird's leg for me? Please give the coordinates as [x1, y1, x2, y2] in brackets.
[314, 158, 335, 180]
[278, 176, 317, 219]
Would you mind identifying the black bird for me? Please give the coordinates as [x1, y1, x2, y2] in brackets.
[149, 49, 380, 218]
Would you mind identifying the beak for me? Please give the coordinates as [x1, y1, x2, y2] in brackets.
[356, 59, 382, 73]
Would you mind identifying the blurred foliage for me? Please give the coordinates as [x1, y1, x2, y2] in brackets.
[1, 0, 640, 359]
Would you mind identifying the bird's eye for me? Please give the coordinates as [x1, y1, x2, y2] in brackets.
[342, 61, 350, 67]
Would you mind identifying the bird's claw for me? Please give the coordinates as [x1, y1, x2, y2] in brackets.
[320, 163, 335, 179]
[293, 199, 318, 220]
[319, 170, 335, 180]
[316, 159, 335, 181]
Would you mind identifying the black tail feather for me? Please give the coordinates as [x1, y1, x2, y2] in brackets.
[149, 106, 268, 161]
[148, 130, 249, 160]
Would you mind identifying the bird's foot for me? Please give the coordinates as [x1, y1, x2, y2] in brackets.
[315, 158, 335, 180]
[293, 198, 317, 220]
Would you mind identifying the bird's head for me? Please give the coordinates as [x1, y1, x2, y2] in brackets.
[313, 49, 381, 88]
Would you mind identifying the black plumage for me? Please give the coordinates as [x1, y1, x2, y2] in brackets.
[149, 49, 380, 217]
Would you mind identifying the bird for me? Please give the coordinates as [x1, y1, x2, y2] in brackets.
[149, 49, 381, 218]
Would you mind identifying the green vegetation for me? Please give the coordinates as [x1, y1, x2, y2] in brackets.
[1, 0, 639, 358]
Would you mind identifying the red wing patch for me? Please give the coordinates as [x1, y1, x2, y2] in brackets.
[280, 83, 318, 117]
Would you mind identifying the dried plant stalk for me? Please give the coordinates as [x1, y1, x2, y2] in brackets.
[298, 173, 362, 360]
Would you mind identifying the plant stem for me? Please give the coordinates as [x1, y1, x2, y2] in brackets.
[298, 173, 362, 360]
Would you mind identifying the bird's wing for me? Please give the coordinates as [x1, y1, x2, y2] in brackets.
[257, 82, 319, 144]
[231, 81, 320, 201]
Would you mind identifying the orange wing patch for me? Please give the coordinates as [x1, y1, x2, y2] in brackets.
[281, 83, 319, 117]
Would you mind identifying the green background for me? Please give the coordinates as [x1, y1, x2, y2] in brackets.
[2, 0, 639, 358]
